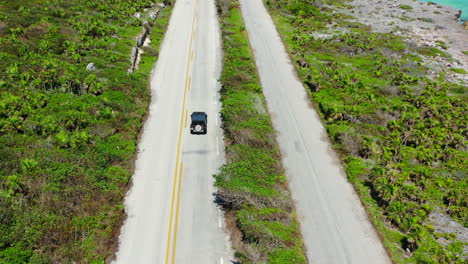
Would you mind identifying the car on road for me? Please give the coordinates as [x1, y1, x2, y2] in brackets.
[190, 112, 207, 134]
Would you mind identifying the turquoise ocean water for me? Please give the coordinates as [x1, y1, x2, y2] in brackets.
[420, 0, 468, 20]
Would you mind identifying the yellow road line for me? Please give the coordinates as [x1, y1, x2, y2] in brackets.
[165, 69, 189, 264]
[171, 162, 184, 264]
[164, 146, 180, 264]
[185, 110, 188, 128]
[165, 76, 187, 264]
[164, 0, 198, 263]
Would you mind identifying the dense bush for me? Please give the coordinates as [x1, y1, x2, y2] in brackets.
[0, 0, 172, 262]
[214, 1, 306, 263]
[266, 0, 467, 263]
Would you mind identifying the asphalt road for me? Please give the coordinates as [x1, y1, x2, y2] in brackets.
[239, 0, 392, 263]
[112, 0, 230, 263]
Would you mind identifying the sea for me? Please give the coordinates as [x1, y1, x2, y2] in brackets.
[420, 0, 468, 21]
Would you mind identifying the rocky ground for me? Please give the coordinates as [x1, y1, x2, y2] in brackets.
[343, 0, 468, 85]
[429, 210, 468, 256]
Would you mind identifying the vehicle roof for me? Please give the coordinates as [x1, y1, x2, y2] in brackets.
[191, 112, 207, 121]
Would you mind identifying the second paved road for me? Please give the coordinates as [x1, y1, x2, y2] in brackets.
[239, 0, 392, 263]
[113, 0, 230, 263]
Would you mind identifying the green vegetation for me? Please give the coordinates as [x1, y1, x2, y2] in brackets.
[266, 0, 467, 263]
[435, 40, 448, 50]
[399, 4, 413, 11]
[450, 68, 468, 74]
[214, 0, 306, 263]
[0, 0, 172, 262]
[417, 17, 435, 23]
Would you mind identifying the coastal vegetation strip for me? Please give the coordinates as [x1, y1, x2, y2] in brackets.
[214, 0, 307, 263]
[0, 0, 172, 262]
[265, 0, 467, 263]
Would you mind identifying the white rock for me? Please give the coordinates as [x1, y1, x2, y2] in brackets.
[149, 11, 159, 21]
[86, 63, 96, 71]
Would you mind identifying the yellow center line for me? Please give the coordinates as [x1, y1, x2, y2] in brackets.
[164, 143, 181, 264]
[171, 162, 184, 264]
[164, 0, 198, 263]
[164, 67, 188, 264]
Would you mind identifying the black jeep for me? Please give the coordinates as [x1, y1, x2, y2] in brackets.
[190, 112, 207, 134]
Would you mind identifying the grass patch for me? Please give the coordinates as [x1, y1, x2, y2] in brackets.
[417, 17, 435, 23]
[214, 1, 306, 263]
[450, 68, 468, 74]
[417, 46, 449, 58]
[265, 0, 467, 263]
[0, 1, 173, 262]
[435, 40, 448, 50]
[399, 4, 413, 11]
